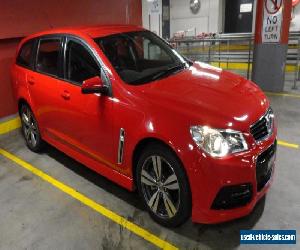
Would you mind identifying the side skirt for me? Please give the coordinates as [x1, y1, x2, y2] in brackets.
[43, 134, 134, 191]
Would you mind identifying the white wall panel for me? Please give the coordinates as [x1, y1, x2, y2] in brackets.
[170, 0, 221, 36]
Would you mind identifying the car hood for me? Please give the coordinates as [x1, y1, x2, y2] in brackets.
[133, 62, 269, 131]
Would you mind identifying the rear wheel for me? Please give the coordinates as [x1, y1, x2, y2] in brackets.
[136, 143, 191, 227]
[20, 104, 44, 152]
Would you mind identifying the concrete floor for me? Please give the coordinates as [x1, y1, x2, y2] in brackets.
[0, 93, 299, 250]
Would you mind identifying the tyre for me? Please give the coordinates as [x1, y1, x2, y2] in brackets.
[20, 104, 44, 152]
[136, 143, 191, 227]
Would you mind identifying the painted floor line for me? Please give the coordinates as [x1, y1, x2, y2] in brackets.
[0, 148, 178, 250]
[265, 92, 300, 99]
[0, 117, 21, 135]
[277, 140, 299, 149]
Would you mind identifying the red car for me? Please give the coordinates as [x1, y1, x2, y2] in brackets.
[11, 25, 277, 227]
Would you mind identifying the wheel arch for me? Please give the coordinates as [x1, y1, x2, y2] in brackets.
[18, 98, 30, 114]
[131, 137, 191, 193]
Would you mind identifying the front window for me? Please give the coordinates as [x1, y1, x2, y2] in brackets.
[65, 40, 100, 85]
[95, 31, 190, 85]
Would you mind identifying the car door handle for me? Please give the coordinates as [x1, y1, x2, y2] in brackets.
[61, 91, 70, 100]
[27, 76, 35, 85]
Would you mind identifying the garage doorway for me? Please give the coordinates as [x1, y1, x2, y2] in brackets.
[224, 0, 254, 33]
[162, 0, 170, 39]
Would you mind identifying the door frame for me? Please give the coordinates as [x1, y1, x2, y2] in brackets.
[30, 33, 113, 96]
[61, 35, 113, 96]
[34, 35, 65, 79]
[223, 0, 255, 33]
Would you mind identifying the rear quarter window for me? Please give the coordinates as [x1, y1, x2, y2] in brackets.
[36, 38, 61, 77]
[16, 40, 35, 68]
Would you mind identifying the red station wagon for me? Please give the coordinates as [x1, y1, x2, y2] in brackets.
[11, 25, 277, 227]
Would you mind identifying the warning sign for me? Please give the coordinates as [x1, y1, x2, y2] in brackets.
[262, 0, 283, 43]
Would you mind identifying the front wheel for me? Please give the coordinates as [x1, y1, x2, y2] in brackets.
[136, 143, 191, 227]
[20, 104, 44, 152]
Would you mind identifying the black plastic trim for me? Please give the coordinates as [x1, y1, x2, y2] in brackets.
[211, 183, 253, 210]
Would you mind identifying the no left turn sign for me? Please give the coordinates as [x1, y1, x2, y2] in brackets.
[265, 0, 283, 14]
[262, 0, 283, 43]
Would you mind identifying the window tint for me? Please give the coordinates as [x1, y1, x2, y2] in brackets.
[95, 31, 187, 85]
[16, 40, 34, 68]
[66, 40, 99, 84]
[36, 39, 61, 76]
[137, 37, 170, 61]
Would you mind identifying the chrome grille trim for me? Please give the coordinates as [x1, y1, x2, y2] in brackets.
[250, 108, 274, 142]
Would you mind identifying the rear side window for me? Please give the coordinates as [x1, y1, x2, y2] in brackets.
[36, 39, 61, 76]
[16, 40, 34, 68]
[65, 40, 99, 84]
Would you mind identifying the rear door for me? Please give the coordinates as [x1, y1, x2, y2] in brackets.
[12, 39, 36, 102]
[55, 36, 115, 170]
[27, 36, 65, 134]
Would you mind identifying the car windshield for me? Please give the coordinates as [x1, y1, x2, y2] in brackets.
[94, 31, 191, 85]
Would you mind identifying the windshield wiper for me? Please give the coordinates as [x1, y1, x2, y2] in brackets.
[131, 63, 186, 84]
[150, 63, 186, 81]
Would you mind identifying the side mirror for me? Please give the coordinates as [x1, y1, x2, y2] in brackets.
[81, 76, 109, 95]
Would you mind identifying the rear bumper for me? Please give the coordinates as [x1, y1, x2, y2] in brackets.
[185, 132, 277, 224]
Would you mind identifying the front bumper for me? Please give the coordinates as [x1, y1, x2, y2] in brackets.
[185, 131, 277, 224]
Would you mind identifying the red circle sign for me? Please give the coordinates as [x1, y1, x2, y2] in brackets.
[293, 0, 300, 7]
[265, 0, 283, 14]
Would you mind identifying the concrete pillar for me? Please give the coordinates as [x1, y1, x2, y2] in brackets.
[252, 0, 292, 92]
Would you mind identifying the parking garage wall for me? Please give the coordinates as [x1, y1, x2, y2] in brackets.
[170, 0, 221, 36]
[143, 0, 300, 38]
[0, 0, 142, 118]
[142, 0, 222, 37]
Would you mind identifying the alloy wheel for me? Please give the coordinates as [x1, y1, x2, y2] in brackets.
[140, 155, 180, 219]
[21, 106, 38, 148]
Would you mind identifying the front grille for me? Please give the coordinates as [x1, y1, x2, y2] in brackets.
[256, 141, 277, 192]
[211, 183, 253, 210]
[250, 108, 274, 141]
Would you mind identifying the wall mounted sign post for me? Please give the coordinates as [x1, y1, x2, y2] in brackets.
[240, 3, 253, 13]
[148, 0, 162, 14]
[148, 0, 162, 36]
[252, 0, 292, 92]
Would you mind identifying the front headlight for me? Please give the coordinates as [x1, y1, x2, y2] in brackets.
[190, 126, 248, 158]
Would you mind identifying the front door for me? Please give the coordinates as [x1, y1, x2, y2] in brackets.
[56, 38, 115, 170]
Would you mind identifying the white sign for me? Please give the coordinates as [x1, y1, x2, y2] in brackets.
[148, 0, 162, 14]
[240, 3, 252, 13]
[262, 0, 283, 43]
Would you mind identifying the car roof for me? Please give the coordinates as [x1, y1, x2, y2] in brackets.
[26, 24, 145, 40]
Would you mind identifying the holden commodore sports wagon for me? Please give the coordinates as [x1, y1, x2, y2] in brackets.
[11, 25, 277, 227]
